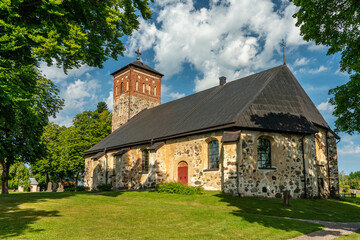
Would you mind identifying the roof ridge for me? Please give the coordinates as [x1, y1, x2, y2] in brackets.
[234, 65, 284, 125]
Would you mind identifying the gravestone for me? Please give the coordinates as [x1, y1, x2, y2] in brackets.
[57, 183, 64, 192]
[52, 182, 58, 192]
[18, 186, 24, 192]
[46, 182, 53, 192]
[283, 190, 290, 206]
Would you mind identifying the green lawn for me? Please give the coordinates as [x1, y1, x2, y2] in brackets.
[0, 191, 359, 239]
[335, 229, 360, 239]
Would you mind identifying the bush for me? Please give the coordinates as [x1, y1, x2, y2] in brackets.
[96, 184, 113, 191]
[344, 185, 351, 193]
[155, 182, 203, 195]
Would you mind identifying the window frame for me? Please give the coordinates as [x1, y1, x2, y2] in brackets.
[141, 149, 149, 173]
[207, 140, 219, 170]
[257, 137, 272, 169]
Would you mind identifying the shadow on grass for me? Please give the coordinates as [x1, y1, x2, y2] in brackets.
[0, 192, 72, 238]
[85, 190, 124, 197]
[214, 193, 360, 222]
[213, 193, 360, 236]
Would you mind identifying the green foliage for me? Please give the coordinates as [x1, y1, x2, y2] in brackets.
[1, 0, 151, 194]
[340, 171, 360, 190]
[8, 162, 31, 190]
[1, 0, 152, 70]
[97, 101, 108, 113]
[155, 182, 203, 195]
[0, 73, 64, 194]
[290, 0, 360, 134]
[96, 184, 113, 191]
[329, 74, 360, 134]
[32, 105, 111, 191]
[344, 185, 351, 193]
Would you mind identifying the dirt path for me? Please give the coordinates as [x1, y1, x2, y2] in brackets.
[288, 218, 360, 240]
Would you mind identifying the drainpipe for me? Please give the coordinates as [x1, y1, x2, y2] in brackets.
[128, 68, 131, 121]
[104, 148, 108, 184]
[236, 131, 241, 196]
[301, 135, 308, 199]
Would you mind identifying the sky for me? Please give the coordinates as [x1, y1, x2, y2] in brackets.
[40, 0, 359, 174]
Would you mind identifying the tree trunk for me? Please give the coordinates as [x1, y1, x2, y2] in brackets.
[75, 173, 78, 192]
[1, 161, 10, 194]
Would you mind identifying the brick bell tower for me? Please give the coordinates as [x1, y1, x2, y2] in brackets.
[111, 50, 163, 131]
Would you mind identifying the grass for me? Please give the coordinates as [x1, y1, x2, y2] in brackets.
[0, 191, 359, 239]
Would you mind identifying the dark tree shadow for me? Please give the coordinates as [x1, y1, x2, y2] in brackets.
[250, 112, 318, 133]
[213, 193, 335, 235]
[0, 192, 72, 238]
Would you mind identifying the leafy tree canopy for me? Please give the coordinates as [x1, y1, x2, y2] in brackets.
[32, 103, 112, 191]
[1, 73, 63, 194]
[1, 0, 151, 194]
[8, 161, 31, 191]
[291, 0, 360, 134]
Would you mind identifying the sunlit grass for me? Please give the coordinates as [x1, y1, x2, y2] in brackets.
[0, 191, 359, 239]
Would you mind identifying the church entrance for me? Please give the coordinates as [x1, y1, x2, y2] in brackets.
[178, 162, 188, 185]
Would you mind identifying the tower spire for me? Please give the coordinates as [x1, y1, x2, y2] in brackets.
[281, 39, 286, 65]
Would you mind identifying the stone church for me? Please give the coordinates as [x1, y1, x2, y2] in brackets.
[84, 58, 340, 199]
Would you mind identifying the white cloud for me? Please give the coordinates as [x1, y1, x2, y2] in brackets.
[62, 79, 100, 112]
[105, 91, 113, 111]
[49, 114, 73, 127]
[128, 0, 308, 91]
[39, 61, 92, 84]
[317, 99, 335, 113]
[303, 84, 329, 93]
[338, 135, 360, 155]
[169, 92, 186, 99]
[308, 65, 328, 74]
[293, 57, 310, 67]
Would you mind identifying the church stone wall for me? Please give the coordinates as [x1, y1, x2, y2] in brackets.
[84, 128, 338, 199]
[239, 131, 315, 199]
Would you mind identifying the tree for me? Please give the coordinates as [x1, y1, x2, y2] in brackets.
[1, 0, 152, 109]
[8, 161, 31, 191]
[0, 73, 63, 194]
[290, 0, 360, 134]
[69, 107, 112, 191]
[31, 122, 66, 190]
[1, 0, 151, 194]
[32, 104, 112, 192]
[97, 101, 109, 113]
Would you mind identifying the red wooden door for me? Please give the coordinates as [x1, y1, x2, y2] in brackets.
[178, 162, 188, 185]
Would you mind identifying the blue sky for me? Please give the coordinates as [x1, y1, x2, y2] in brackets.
[40, 0, 359, 174]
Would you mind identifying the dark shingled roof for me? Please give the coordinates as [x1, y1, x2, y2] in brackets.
[110, 60, 164, 76]
[84, 65, 333, 155]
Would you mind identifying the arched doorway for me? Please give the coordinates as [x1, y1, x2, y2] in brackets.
[178, 162, 188, 185]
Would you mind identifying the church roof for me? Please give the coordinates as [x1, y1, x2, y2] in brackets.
[110, 60, 164, 76]
[84, 65, 335, 155]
